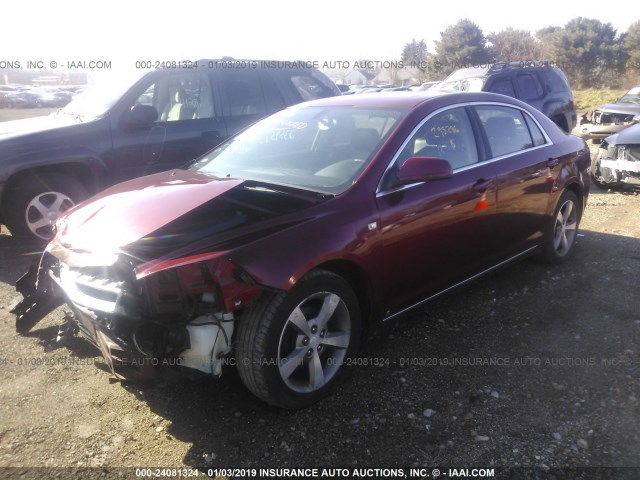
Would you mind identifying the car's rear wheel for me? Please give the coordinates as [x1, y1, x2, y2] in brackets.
[235, 269, 361, 409]
[4, 173, 88, 243]
[541, 190, 580, 264]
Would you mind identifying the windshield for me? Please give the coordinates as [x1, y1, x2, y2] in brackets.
[618, 86, 640, 104]
[437, 77, 485, 92]
[58, 72, 145, 118]
[192, 105, 406, 194]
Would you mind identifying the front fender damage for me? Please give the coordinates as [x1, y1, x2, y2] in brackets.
[12, 248, 265, 382]
[10, 257, 64, 334]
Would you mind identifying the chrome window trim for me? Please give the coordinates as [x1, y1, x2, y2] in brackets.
[376, 101, 553, 198]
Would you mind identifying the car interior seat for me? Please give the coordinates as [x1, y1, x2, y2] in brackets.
[161, 87, 192, 121]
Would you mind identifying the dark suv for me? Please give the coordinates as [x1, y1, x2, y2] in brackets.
[438, 61, 576, 133]
[0, 59, 341, 241]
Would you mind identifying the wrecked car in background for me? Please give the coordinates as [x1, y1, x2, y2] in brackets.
[12, 91, 590, 409]
[575, 85, 640, 142]
[591, 122, 640, 189]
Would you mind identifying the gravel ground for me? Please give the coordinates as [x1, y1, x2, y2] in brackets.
[0, 111, 639, 479]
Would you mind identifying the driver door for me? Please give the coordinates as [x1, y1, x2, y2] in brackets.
[107, 71, 227, 184]
[373, 106, 500, 314]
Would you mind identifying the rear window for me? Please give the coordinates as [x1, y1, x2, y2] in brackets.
[517, 73, 544, 101]
[544, 69, 571, 93]
[289, 74, 337, 101]
[475, 105, 540, 157]
[438, 77, 485, 92]
[487, 78, 516, 97]
[221, 69, 267, 117]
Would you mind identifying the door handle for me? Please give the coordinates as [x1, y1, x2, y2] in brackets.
[472, 178, 494, 193]
[547, 158, 560, 168]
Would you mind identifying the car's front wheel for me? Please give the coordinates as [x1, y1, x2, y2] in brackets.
[4, 173, 88, 243]
[235, 269, 361, 409]
[541, 190, 581, 264]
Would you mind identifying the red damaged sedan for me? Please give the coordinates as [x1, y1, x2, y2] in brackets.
[13, 91, 590, 408]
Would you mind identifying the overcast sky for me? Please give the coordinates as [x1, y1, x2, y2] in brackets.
[1, 0, 635, 73]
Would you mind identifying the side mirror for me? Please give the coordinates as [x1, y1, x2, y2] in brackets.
[397, 156, 453, 183]
[123, 104, 158, 127]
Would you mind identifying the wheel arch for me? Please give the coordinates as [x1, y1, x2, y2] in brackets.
[309, 259, 377, 327]
[563, 181, 585, 220]
[1, 160, 104, 231]
[2, 162, 101, 211]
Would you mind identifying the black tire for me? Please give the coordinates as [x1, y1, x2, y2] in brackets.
[235, 269, 361, 409]
[541, 190, 581, 264]
[4, 173, 88, 243]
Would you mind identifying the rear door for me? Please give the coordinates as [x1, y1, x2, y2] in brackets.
[216, 68, 275, 138]
[472, 104, 559, 255]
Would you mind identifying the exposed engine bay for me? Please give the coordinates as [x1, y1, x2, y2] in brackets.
[577, 109, 638, 142]
[12, 248, 261, 381]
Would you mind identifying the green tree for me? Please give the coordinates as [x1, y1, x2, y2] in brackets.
[544, 17, 628, 87]
[488, 28, 542, 61]
[623, 20, 640, 74]
[430, 19, 491, 77]
[536, 26, 561, 60]
[401, 39, 428, 66]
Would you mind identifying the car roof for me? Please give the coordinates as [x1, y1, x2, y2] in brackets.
[297, 90, 526, 111]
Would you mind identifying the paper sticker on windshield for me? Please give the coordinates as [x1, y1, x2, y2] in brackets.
[430, 124, 460, 138]
[263, 121, 308, 143]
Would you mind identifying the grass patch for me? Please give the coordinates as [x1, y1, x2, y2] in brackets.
[573, 88, 627, 111]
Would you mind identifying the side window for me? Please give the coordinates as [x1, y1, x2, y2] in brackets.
[475, 106, 537, 157]
[524, 114, 547, 147]
[222, 70, 267, 117]
[289, 74, 335, 101]
[544, 69, 570, 94]
[391, 107, 478, 176]
[133, 72, 215, 122]
[137, 84, 155, 106]
[487, 78, 516, 97]
[516, 73, 544, 101]
[260, 71, 286, 112]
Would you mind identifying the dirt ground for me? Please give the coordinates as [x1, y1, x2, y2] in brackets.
[0, 110, 639, 479]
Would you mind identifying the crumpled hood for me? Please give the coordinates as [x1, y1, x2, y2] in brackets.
[0, 113, 80, 140]
[50, 169, 325, 264]
[596, 103, 640, 116]
[55, 170, 244, 252]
